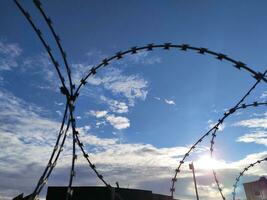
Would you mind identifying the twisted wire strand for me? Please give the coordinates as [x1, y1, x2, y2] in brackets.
[32, 0, 74, 97]
[65, 99, 79, 200]
[232, 156, 267, 200]
[13, 0, 68, 93]
[32, 102, 70, 198]
[29, 0, 77, 198]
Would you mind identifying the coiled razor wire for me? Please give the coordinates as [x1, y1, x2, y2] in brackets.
[12, 0, 267, 200]
[14, 1, 124, 199]
[14, 1, 75, 199]
[232, 156, 267, 200]
[33, 0, 123, 199]
[209, 95, 267, 200]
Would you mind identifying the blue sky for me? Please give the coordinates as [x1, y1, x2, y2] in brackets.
[1, 0, 267, 200]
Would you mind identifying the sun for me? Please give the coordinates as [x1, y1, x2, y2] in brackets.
[194, 155, 225, 170]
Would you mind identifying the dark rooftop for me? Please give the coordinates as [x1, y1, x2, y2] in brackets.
[46, 186, 178, 200]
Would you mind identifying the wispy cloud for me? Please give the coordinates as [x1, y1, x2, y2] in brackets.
[0, 89, 194, 199]
[154, 97, 176, 106]
[234, 114, 267, 129]
[124, 51, 161, 65]
[100, 95, 129, 113]
[260, 91, 267, 99]
[164, 99, 176, 105]
[22, 53, 63, 90]
[153, 97, 161, 101]
[98, 68, 148, 106]
[90, 110, 108, 118]
[1, 90, 267, 200]
[237, 131, 267, 146]
[72, 65, 148, 106]
[234, 111, 267, 148]
[0, 40, 22, 71]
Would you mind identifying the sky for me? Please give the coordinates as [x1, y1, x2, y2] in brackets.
[1, 0, 267, 200]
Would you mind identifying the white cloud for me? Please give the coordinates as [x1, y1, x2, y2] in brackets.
[100, 95, 129, 113]
[234, 116, 267, 129]
[22, 53, 61, 90]
[0, 89, 193, 199]
[96, 120, 106, 128]
[234, 113, 267, 147]
[84, 67, 148, 105]
[56, 110, 62, 116]
[90, 110, 108, 118]
[1, 90, 267, 200]
[0, 40, 22, 71]
[103, 69, 148, 106]
[164, 99, 176, 105]
[154, 97, 161, 101]
[89, 110, 130, 130]
[55, 102, 64, 106]
[260, 91, 267, 99]
[237, 131, 267, 146]
[72, 64, 148, 106]
[230, 151, 267, 170]
[153, 97, 177, 107]
[105, 114, 130, 130]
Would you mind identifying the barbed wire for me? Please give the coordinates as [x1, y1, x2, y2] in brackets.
[232, 156, 267, 200]
[14, 0, 68, 93]
[33, 0, 77, 196]
[32, 0, 74, 96]
[32, 102, 70, 199]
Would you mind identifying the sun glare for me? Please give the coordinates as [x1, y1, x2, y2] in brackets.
[195, 155, 225, 170]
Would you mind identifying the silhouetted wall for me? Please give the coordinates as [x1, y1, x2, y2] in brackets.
[46, 186, 175, 200]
